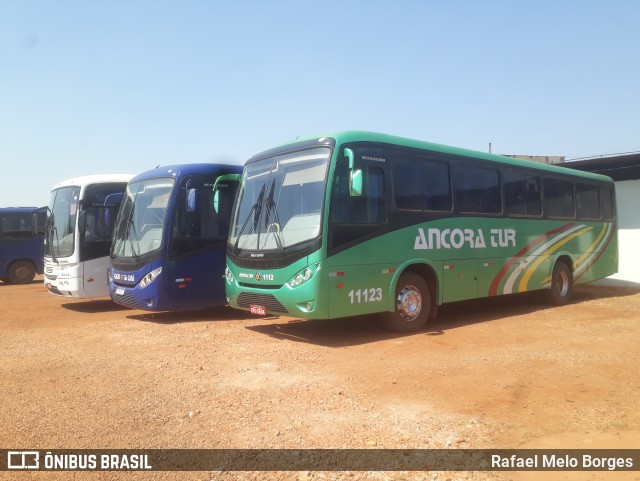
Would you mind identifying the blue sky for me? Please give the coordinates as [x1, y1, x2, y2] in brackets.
[1, 0, 639, 207]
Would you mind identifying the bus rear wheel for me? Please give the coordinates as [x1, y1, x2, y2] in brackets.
[546, 261, 573, 306]
[382, 272, 430, 333]
[7, 261, 36, 284]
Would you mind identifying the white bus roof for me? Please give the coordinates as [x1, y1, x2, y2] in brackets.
[50, 174, 134, 191]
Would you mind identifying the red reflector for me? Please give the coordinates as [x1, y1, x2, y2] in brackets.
[337, 272, 345, 276]
[184, 277, 193, 282]
[178, 284, 187, 289]
[336, 283, 345, 289]
[87, 278, 94, 282]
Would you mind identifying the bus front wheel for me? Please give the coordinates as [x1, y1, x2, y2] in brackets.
[383, 272, 430, 333]
[546, 261, 573, 306]
[7, 260, 36, 284]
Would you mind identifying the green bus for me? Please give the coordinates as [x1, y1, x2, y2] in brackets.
[225, 131, 617, 332]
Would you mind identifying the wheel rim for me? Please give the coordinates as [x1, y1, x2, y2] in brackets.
[554, 270, 569, 297]
[15, 266, 29, 280]
[397, 284, 422, 322]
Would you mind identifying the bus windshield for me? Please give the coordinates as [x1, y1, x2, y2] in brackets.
[229, 147, 331, 252]
[111, 178, 174, 258]
[45, 186, 80, 258]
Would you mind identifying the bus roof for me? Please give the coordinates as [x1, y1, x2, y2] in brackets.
[128, 163, 242, 184]
[0, 207, 40, 213]
[273, 131, 614, 184]
[50, 174, 134, 191]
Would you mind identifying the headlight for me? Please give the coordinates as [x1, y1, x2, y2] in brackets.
[139, 267, 162, 288]
[225, 266, 234, 283]
[287, 263, 320, 289]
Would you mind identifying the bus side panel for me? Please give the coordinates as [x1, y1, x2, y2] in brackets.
[325, 261, 392, 319]
[165, 245, 228, 309]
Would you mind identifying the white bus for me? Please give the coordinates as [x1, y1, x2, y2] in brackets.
[44, 174, 133, 298]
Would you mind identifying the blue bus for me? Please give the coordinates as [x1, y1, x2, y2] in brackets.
[108, 163, 242, 311]
[0, 207, 46, 284]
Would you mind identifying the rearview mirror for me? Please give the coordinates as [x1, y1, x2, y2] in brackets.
[345, 148, 362, 196]
[349, 169, 363, 197]
[212, 174, 242, 214]
[186, 188, 197, 212]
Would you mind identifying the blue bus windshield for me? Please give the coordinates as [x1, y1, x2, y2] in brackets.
[112, 178, 174, 258]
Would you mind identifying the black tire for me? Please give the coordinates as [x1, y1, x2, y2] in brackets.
[382, 272, 430, 333]
[7, 260, 36, 285]
[546, 261, 573, 306]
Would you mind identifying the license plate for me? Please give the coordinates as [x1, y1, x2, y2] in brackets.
[250, 305, 267, 316]
[115, 288, 125, 296]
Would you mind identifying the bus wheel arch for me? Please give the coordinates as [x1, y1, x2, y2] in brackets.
[383, 264, 438, 332]
[7, 259, 37, 284]
[546, 256, 573, 306]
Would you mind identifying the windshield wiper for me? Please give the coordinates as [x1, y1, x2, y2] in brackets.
[124, 206, 140, 260]
[263, 179, 284, 252]
[233, 184, 265, 253]
[114, 203, 140, 260]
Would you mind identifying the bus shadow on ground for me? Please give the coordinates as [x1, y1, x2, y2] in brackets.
[245, 285, 640, 348]
[128, 306, 256, 324]
[61, 299, 129, 313]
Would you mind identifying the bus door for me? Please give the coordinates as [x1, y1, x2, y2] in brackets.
[327, 146, 391, 318]
[167, 173, 240, 308]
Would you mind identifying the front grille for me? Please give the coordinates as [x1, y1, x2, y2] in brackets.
[45, 273, 58, 281]
[239, 282, 281, 290]
[112, 291, 141, 309]
[237, 293, 288, 314]
[45, 266, 54, 275]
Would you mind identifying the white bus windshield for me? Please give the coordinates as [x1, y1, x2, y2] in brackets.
[45, 186, 80, 258]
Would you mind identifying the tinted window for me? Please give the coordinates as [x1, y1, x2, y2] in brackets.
[601, 186, 615, 220]
[544, 178, 574, 218]
[576, 183, 601, 219]
[171, 174, 239, 259]
[425, 160, 451, 211]
[394, 156, 423, 210]
[393, 156, 451, 211]
[504, 171, 542, 216]
[0, 213, 33, 238]
[332, 163, 386, 224]
[454, 164, 501, 214]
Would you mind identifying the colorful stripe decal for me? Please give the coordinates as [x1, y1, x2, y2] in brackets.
[516, 225, 593, 293]
[574, 223, 616, 282]
[487, 222, 575, 296]
[488, 222, 615, 296]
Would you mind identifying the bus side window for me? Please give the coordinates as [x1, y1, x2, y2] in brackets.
[544, 178, 574, 218]
[505, 171, 541, 216]
[600, 186, 615, 220]
[454, 164, 501, 214]
[576, 183, 601, 220]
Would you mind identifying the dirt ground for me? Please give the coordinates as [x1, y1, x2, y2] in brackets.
[1, 277, 639, 481]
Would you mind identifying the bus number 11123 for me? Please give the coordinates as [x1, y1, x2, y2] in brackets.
[348, 288, 382, 304]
